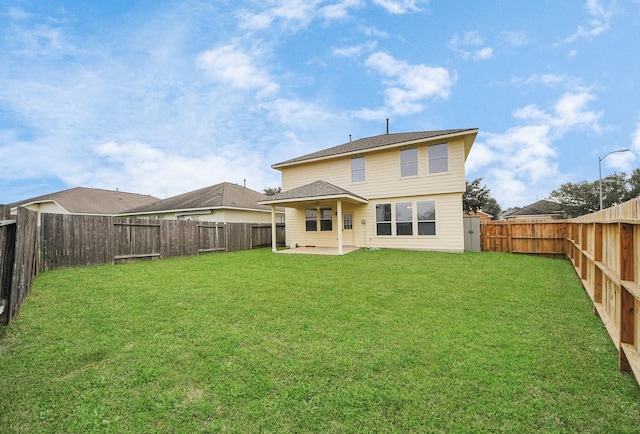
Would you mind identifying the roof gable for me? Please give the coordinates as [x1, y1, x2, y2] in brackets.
[273, 129, 478, 168]
[10, 187, 158, 214]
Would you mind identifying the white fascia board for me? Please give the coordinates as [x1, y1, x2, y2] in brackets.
[260, 194, 368, 206]
[272, 129, 479, 169]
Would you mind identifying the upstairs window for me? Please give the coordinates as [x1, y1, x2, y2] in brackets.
[305, 209, 317, 231]
[376, 203, 392, 236]
[320, 208, 333, 231]
[429, 143, 448, 174]
[396, 202, 413, 235]
[351, 157, 366, 183]
[400, 148, 418, 177]
[417, 201, 436, 235]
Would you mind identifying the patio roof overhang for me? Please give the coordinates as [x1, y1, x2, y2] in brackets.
[258, 180, 368, 209]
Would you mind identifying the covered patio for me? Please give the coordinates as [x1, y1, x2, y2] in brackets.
[259, 181, 368, 255]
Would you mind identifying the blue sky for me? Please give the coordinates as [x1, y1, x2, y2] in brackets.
[1, 0, 639, 208]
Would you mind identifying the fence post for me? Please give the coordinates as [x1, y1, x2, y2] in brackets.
[593, 223, 603, 304]
[619, 223, 635, 372]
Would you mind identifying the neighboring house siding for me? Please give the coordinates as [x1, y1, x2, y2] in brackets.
[281, 138, 466, 199]
[213, 209, 279, 224]
[136, 210, 281, 223]
[23, 202, 67, 215]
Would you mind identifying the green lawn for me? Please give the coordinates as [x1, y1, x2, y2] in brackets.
[0, 249, 638, 433]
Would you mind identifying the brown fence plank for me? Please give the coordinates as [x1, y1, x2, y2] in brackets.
[480, 220, 566, 256]
[569, 198, 640, 386]
[40, 215, 282, 269]
[6, 208, 38, 324]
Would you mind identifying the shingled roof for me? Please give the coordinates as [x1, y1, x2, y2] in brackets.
[259, 180, 367, 205]
[272, 129, 478, 168]
[122, 182, 278, 214]
[508, 200, 564, 217]
[10, 187, 158, 215]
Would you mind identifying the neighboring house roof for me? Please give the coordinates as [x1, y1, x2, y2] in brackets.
[9, 187, 158, 215]
[465, 210, 493, 220]
[272, 129, 478, 168]
[122, 182, 283, 215]
[260, 180, 368, 205]
[508, 200, 564, 218]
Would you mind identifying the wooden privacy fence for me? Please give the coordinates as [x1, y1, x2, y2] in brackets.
[40, 214, 285, 271]
[566, 199, 640, 385]
[0, 206, 39, 326]
[481, 211, 640, 385]
[480, 220, 566, 256]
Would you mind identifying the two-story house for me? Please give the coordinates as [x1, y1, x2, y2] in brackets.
[260, 129, 478, 254]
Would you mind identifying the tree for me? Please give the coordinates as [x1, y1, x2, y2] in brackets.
[550, 170, 640, 218]
[482, 197, 502, 220]
[263, 186, 281, 196]
[463, 178, 501, 217]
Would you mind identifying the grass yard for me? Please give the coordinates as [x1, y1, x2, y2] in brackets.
[0, 248, 639, 433]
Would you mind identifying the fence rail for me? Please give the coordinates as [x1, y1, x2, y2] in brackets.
[565, 199, 640, 385]
[481, 210, 640, 385]
[3, 202, 639, 386]
[481, 220, 566, 256]
[39, 214, 285, 271]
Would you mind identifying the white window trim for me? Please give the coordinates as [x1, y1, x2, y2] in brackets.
[351, 156, 366, 184]
[400, 148, 419, 178]
[428, 143, 449, 175]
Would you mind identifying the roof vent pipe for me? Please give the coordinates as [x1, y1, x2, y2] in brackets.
[349, 134, 352, 142]
[386, 118, 389, 134]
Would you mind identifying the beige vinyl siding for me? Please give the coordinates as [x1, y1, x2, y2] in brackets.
[284, 194, 463, 252]
[361, 193, 464, 252]
[279, 136, 469, 252]
[281, 138, 467, 199]
[286, 208, 341, 247]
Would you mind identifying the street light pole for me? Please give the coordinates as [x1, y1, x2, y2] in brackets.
[599, 148, 630, 210]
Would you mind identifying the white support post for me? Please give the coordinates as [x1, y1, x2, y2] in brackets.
[271, 205, 277, 253]
[337, 200, 343, 255]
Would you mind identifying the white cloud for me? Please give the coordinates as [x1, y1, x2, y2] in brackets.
[372, 0, 428, 14]
[450, 31, 493, 60]
[320, 0, 363, 19]
[332, 41, 377, 57]
[512, 73, 588, 94]
[267, 98, 337, 128]
[358, 25, 389, 38]
[632, 122, 640, 151]
[6, 7, 31, 20]
[500, 31, 528, 47]
[474, 47, 493, 60]
[91, 141, 275, 198]
[552, 92, 603, 131]
[237, 0, 362, 31]
[558, 0, 616, 44]
[603, 122, 640, 173]
[196, 45, 279, 96]
[351, 107, 388, 121]
[467, 91, 603, 207]
[362, 51, 454, 115]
